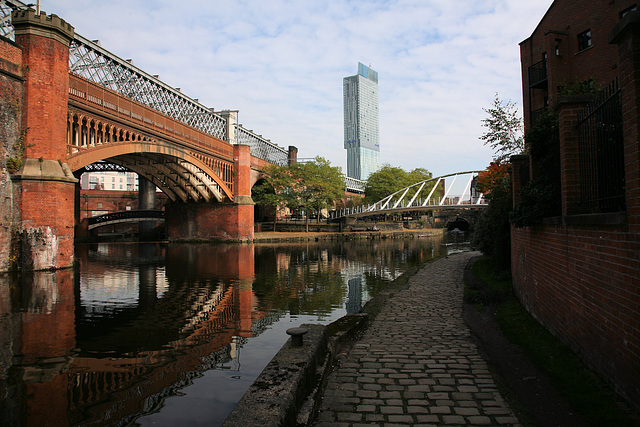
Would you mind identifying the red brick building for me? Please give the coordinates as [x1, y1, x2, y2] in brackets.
[513, 0, 640, 410]
[521, 0, 637, 128]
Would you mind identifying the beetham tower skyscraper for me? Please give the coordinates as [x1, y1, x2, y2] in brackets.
[343, 63, 380, 180]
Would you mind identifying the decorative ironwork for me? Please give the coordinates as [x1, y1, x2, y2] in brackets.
[576, 80, 626, 213]
[76, 161, 130, 174]
[0, 0, 18, 39]
[235, 125, 289, 166]
[2, 0, 290, 165]
[68, 34, 228, 140]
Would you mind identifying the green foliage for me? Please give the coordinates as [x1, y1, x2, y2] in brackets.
[6, 127, 29, 174]
[510, 178, 558, 227]
[364, 165, 407, 203]
[480, 93, 525, 162]
[252, 163, 295, 226]
[254, 157, 344, 231]
[289, 157, 344, 231]
[511, 109, 561, 227]
[471, 176, 512, 270]
[558, 77, 600, 96]
[364, 164, 435, 204]
[290, 156, 345, 214]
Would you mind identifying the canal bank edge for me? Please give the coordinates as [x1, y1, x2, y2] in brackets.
[223, 253, 440, 427]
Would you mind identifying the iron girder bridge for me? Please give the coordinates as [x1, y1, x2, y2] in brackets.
[87, 209, 165, 230]
[1, 0, 290, 166]
[331, 171, 487, 219]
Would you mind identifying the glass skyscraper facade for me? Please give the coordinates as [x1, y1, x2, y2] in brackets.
[343, 63, 380, 180]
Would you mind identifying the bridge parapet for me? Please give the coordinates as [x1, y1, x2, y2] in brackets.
[68, 74, 235, 160]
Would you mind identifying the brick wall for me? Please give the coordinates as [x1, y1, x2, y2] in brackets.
[0, 35, 24, 272]
[166, 202, 254, 242]
[513, 3, 640, 409]
[512, 225, 640, 407]
[14, 179, 75, 269]
[79, 189, 168, 217]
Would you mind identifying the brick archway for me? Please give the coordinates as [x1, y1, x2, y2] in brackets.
[67, 113, 235, 203]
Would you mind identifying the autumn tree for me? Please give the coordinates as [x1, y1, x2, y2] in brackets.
[476, 161, 509, 195]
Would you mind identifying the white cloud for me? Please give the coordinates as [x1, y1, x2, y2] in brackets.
[46, 0, 553, 177]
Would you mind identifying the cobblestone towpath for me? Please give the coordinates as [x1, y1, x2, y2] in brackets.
[315, 251, 521, 426]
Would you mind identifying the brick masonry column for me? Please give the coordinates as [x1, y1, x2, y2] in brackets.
[164, 144, 255, 240]
[233, 143, 254, 239]
[11, 9, 77, 270]
[611, 13, 640, 232]
[556, 95, 591, 216]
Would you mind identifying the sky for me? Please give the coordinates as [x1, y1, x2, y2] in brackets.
[42, 0, 554, 178]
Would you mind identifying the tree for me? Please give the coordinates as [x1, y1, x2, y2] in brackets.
[471, 175, 512, 270]
[364, 165, 436, 205]
[252, 163, 295, 229]
[480, 93, 525, 162]
[476, 161, 509, 195]
[289, 157, 345, 232]
[364, 165, 408, 204]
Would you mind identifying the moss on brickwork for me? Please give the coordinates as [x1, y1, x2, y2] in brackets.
[0, 65, 24, 272]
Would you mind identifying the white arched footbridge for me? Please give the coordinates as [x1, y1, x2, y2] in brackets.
[331, 171, 487, 219]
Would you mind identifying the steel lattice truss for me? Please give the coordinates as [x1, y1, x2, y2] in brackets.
[345, 176, 366, 193]
[69, 34, 228, 140]
[0, 0, 20, 38]
[1, 0, 290, 164]
[75, 161, 130, 175]
[236, 126, 289, 166]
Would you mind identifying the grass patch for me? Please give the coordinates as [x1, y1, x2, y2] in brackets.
[472, 257, 639, 426]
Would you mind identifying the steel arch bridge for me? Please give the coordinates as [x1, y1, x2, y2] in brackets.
[330, 171, 487, 219]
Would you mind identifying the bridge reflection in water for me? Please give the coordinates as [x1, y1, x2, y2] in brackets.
[0, 235, 465, 425]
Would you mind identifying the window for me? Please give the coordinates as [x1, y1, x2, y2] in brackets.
[578, 29, 591, 51]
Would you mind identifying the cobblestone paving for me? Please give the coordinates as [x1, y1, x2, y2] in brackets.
[315, 252, 521, 426]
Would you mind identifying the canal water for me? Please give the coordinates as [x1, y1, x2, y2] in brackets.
[0, 233, 468, 426]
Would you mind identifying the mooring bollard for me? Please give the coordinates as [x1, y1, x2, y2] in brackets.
[286, 327, 308, 347]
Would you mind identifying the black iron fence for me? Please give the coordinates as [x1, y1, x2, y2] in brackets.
[576, 80, 626, 213]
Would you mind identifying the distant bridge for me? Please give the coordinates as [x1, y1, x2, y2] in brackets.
[87, 209, 164, 230]
[331, 171, 486, 219]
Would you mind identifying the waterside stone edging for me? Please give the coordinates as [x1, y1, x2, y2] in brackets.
[223, 314, 368, 427]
